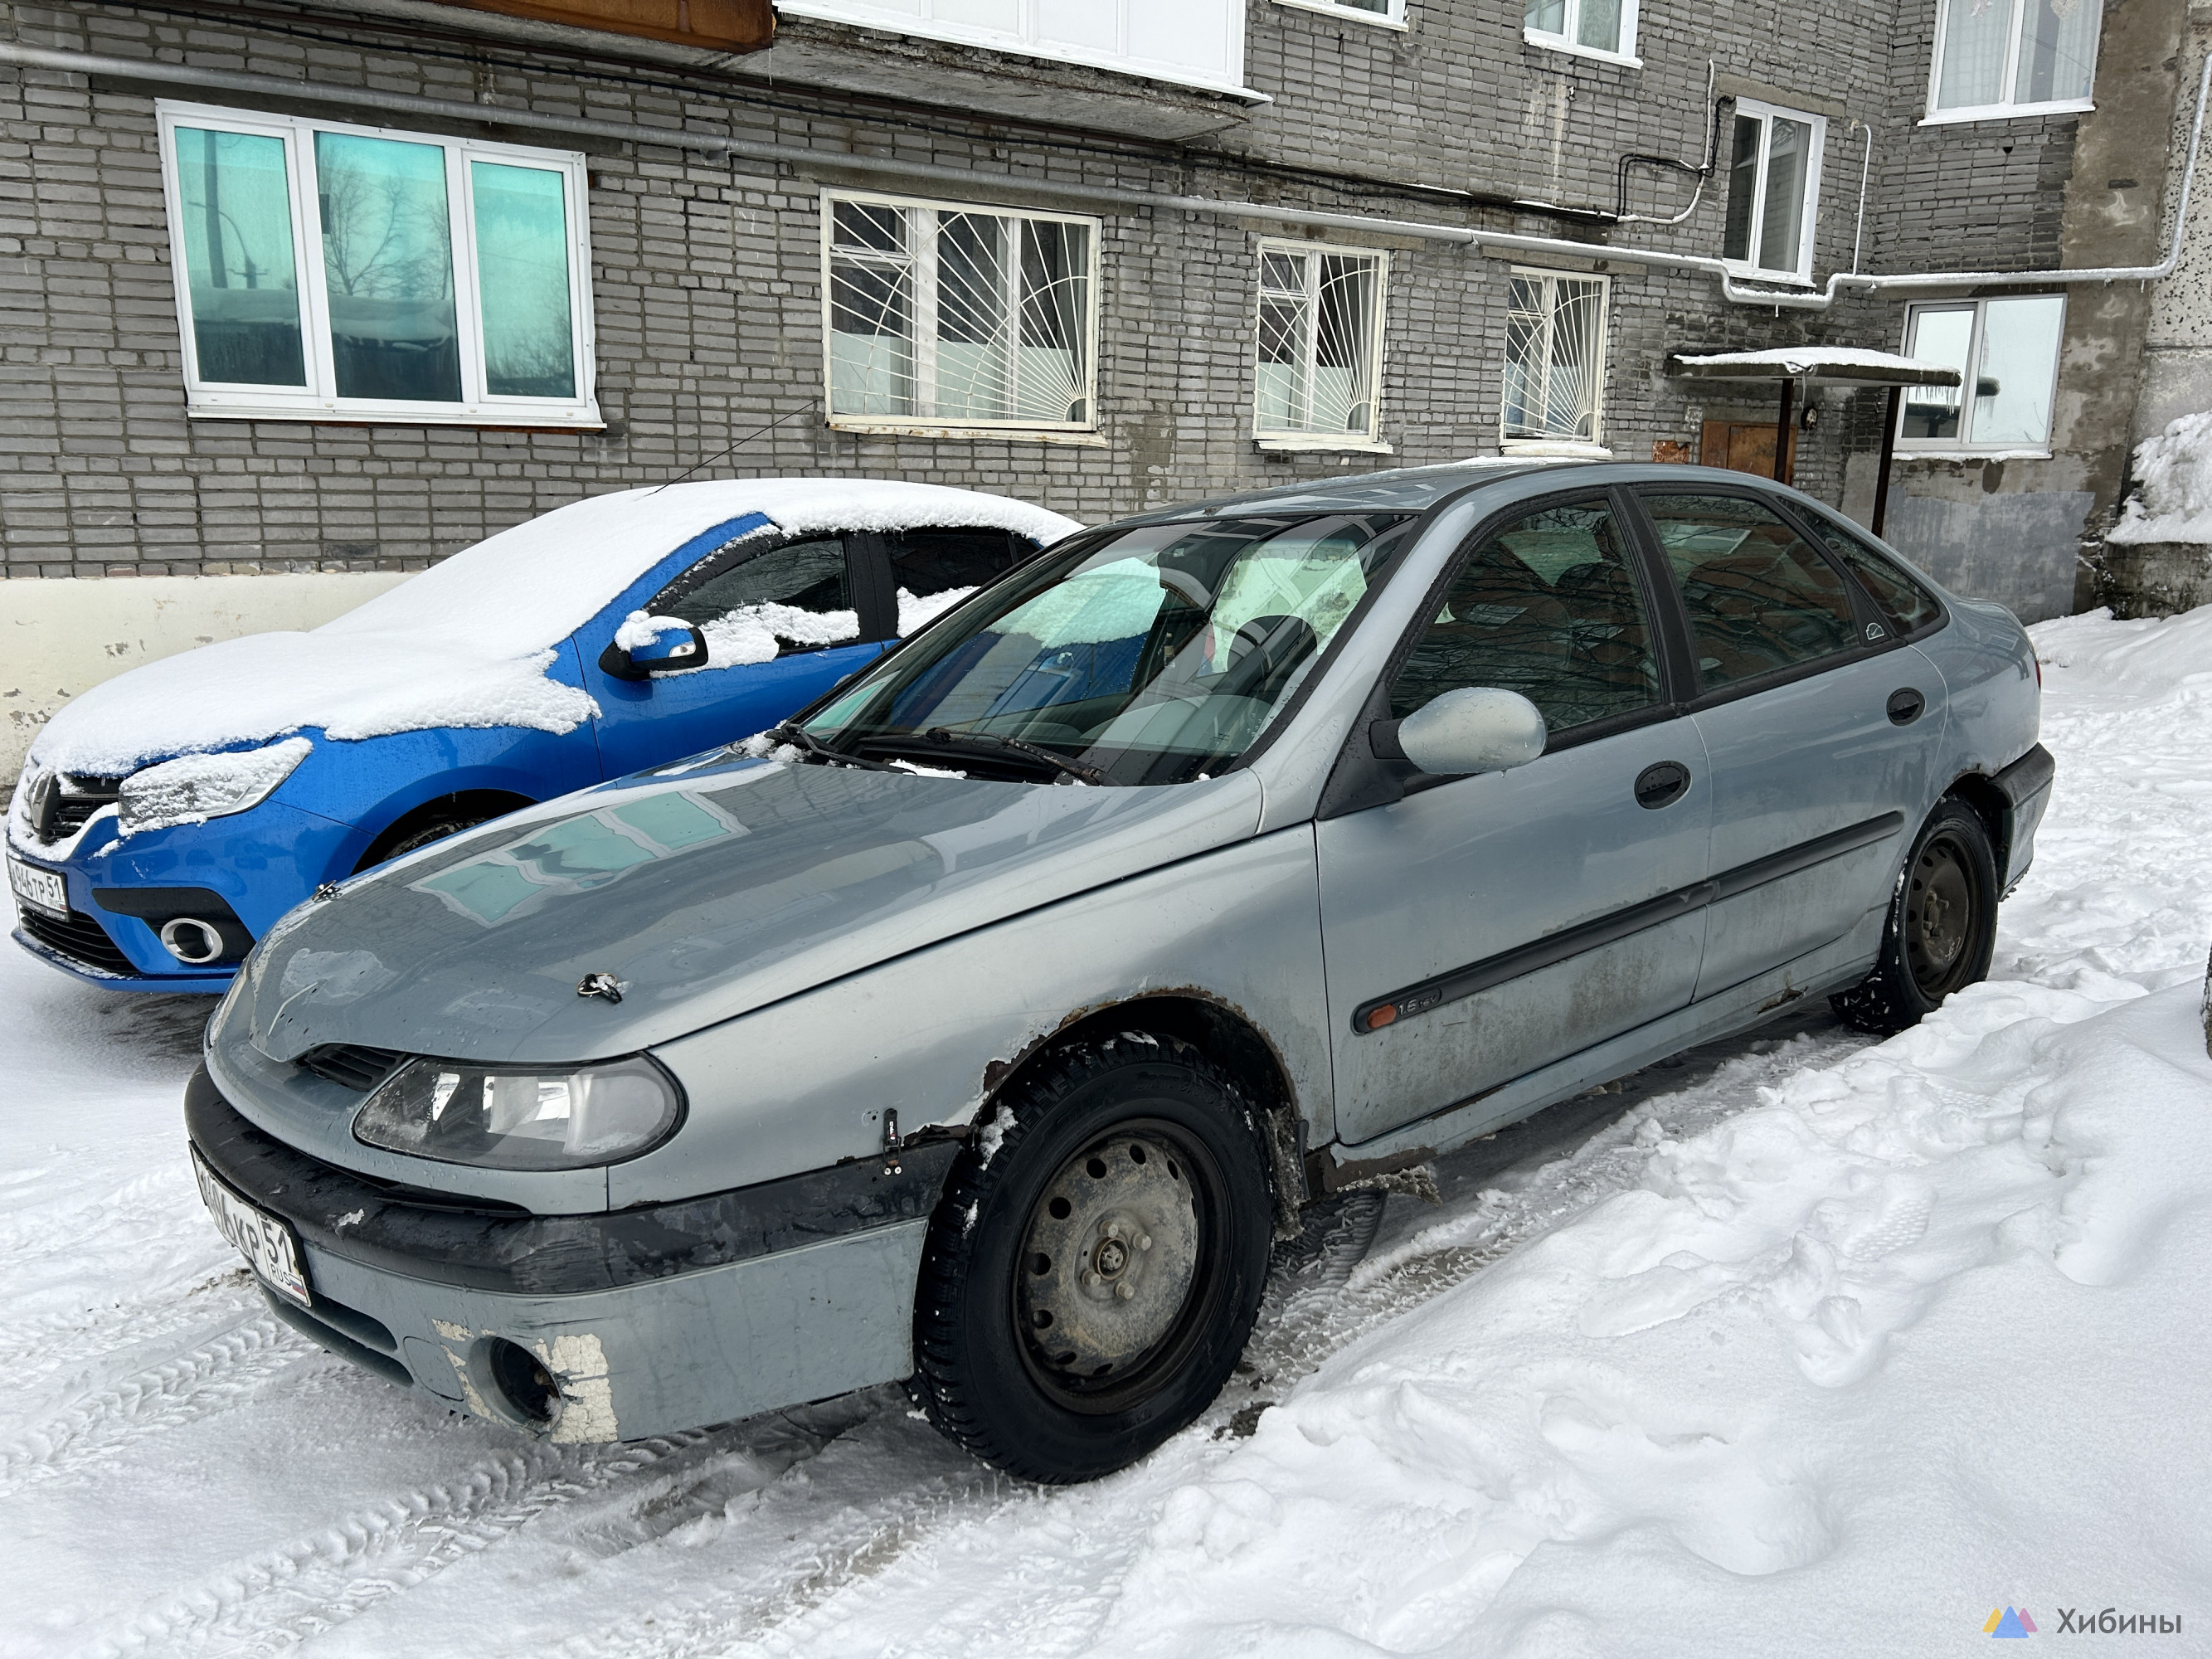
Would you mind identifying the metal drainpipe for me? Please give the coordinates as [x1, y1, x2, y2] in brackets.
[4, 39, 2205, 311]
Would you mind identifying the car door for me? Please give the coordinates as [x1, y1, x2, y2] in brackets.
[586, 530, 889, 780]
[1317, 489, 1712, 1146]
[1628, 486, 1946, 1000]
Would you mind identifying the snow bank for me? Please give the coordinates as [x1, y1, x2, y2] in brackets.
[28, 480, 1082, 776]
[2108, 410, 2212, 544]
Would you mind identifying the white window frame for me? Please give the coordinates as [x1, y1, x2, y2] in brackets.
[1251, 237, 1391, 453]
[1894, 295, 2066, 457]
[1500, 266, 1612, 453]
[155, 101, 599, 428]
[1523, 0, 1641, 68]
[819, 188, 1102, 442]
[1271, 0, 1408, 32]
[1721, 98, 1826, 287]
[1923, 0, 2102, 125]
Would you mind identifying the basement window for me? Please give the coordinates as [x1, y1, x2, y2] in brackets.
[1253, 240, 1390, 450]
[824, 190, 1099, 438]
[1925, 0, 2102, 124]
[156, 101, 598, 427]
[1720, 99, 1826, 285]
[1524, 0, 1641, 66]
[1897, 295, 2067, 453]
[1502, 269, 1609, 446]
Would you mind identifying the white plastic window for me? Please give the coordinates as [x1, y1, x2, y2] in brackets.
[1273, 0, 1407, 27]
[1928, 0, 2102, 122]
[1523, 0, 1639, 64]
[1501, 269, 1609, 445]
[1721, 99, 1826, 284]
[1898, 295, 2067, 452]
[824, 190, 1099, 435]
[1254, 240, 1388, 446]
[155, 101, 597, 427]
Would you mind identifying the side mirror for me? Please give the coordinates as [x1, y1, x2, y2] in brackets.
[600, 614, 709, 682]
[1372, 687, 1546, 776]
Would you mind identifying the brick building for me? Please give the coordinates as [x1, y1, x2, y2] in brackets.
[0, 0, 2199, 766]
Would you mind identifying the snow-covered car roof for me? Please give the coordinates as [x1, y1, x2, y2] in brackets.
[28, 480, 1084, 777]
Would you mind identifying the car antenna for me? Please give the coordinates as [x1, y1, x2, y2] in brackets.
[649, 404, 809, 495]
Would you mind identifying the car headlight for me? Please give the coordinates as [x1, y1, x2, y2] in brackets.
[353, 1054, 684, 1171]
[116, 737, 312, 837]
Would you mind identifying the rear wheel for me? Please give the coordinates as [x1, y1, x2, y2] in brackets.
[1830, 799, 1999, 1034]
[908, 1033, 1274, 1483]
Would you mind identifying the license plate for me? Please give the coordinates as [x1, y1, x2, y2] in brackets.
[7, 855, 67, 919]
[192, 1149, 312, 1308]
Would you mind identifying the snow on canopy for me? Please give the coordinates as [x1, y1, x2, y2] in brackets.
[2108, 409, 2212, 545]
[1670, 346, 1960, 382]
[28, 480, 1083, 776]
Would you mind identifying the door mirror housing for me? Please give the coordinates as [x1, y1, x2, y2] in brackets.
[600, 615, 710, 682]
[1373, 687, 1547, 776]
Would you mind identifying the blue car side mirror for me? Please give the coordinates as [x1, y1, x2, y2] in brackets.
[600, 619, 710, 683]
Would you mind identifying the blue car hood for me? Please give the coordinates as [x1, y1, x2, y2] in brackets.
[233, 756, 1265, 1064]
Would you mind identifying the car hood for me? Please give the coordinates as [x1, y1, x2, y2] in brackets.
[231, 755, 1266, 1064]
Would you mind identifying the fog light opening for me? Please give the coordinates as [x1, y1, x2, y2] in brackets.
[158, 917, 224, 965]
[488, 1337, 562, 1423]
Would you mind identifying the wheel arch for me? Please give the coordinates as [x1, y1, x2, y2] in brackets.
[350, 787, 536, 874]
[1941, 769, 2011, 883]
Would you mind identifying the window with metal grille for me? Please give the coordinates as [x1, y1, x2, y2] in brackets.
[823, 191, 1097, 435]
[1501, 269, 1608, 445]
[1254, 241, 1387, 445]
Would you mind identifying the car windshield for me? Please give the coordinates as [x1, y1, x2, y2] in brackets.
[793, 512, 1414, 785]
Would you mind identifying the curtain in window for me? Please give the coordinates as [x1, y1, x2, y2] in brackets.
[2015, 0, 2098, 104]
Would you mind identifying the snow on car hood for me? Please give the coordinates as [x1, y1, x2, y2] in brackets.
[29, 480, 1083, 776]
[229, 758, 1263, 1065]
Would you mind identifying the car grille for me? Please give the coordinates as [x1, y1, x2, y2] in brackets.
[296, 1044, 408, 1092]
[17, 904, 137, 976]
[25, 771, 123, 840]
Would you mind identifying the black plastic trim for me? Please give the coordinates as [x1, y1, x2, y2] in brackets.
[1352, 810, 1905, 1034]
[1992, 742, 2055, 809]
[187, 1065, 964, 1297]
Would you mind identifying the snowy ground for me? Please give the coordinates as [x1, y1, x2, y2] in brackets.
[7, 606, 2212, 1657]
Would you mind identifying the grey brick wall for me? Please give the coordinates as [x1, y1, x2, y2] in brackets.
[0, 0, 2163, 588]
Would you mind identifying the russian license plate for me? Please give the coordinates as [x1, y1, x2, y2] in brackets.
[7, 855, 67, 919]
[192, 1149, 312, 1308]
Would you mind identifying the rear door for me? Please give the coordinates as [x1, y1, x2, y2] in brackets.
[1317, 489, 1712, 1145]
[1628, 486, 1946, 1000]
[880, 526, 1034, 639]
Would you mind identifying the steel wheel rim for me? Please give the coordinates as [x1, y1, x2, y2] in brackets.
[1014, 1118, 1221, 1413]
[1905, 833, 1976, 996]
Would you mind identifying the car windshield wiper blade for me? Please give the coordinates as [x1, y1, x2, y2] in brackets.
[919, 727, 1111, 786]
[756, 722, 897, 772]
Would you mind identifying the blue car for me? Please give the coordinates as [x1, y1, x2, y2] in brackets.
[7, 479, 1077, 990]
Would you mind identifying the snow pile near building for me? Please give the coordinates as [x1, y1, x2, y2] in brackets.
[29, 480, 1081, 776]
[2108, 410, 2212, 544]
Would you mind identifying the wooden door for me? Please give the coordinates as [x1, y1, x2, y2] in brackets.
[1700, 418, 1797, 483]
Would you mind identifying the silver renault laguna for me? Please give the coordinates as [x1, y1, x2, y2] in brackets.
[188, 460, 2052, 1481]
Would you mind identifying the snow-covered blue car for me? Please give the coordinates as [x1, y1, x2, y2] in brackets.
[7, 479, 1077, 990]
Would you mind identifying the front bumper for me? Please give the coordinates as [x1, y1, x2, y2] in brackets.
[186, 1065, 959, 1442]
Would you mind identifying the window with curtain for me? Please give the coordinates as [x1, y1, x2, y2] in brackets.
[1929, 0, 2103, 119]
[156, 100, 596, 426]
[824, 190, 1097, 434]
[1721, 99, 1825, 283]
[1254, 241, 1387, 445]
[1502, 270, 1608, 445]
[1898, 295, 2067, 451]
[1523, 0, 1639, 61]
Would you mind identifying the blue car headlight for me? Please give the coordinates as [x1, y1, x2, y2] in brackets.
[116, 737, 312, 837]
[353, 1055, 684, 1170]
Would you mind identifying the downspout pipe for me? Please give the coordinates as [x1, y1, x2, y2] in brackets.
[4, 40, 2205, 310]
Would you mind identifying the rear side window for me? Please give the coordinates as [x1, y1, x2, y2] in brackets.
[650, 536, 858, 662]
[1391, 496, 1662, 736]
[1640, 492, 1858, 688]
[889, 527, 1026, 635]
[1803, 513, 1943, 635]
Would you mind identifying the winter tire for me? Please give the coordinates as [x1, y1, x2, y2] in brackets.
[907, 1031, 1275, 1484]
[1830, 798, 2000, 1035]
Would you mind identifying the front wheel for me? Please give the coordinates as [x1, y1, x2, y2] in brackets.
[907, 1033, 1274, 1484]
[1830, 799, 1999, 1035]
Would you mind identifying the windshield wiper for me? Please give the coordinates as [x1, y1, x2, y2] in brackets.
[754, 722, 897, 771]
[919, 727, 1111, 786]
